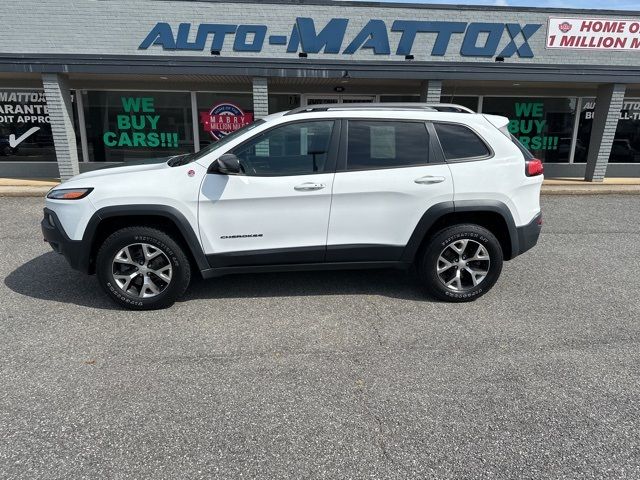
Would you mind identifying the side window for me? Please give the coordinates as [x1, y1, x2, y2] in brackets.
[232, 120, 334, 176]
[346, 120, 429, 170]
[434, 123, 491, 160]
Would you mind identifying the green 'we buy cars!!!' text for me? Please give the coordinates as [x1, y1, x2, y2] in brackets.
[103, 97, 179, 148]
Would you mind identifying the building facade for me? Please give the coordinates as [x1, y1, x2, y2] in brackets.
[1, 0, 640, 180]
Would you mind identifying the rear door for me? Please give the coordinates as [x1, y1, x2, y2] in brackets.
[326, 119, 454, 261]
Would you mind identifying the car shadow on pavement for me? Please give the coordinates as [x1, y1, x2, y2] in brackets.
[5, 252, 431, 310]
[4, 252, 115, 310]
[182, 268, 429, 303]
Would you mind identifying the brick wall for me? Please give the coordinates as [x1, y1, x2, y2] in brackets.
[252, 77, 269, 118]
[41, 74, 79, 180]
[1, 1, 639, 66]
[586, 84, 627, 181]
[420, 80, 442, 103]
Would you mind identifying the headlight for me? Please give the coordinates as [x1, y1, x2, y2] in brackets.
[46, 188, 93, 200]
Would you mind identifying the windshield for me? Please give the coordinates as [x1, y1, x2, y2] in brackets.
[168, 119, 266, 166]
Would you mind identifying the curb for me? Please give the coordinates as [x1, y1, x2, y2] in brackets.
[0, 187, 53, 197]
[541, 185, 640, 195]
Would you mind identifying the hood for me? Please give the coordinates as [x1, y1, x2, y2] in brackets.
[101, 155, 177, 169]
[65, 157, 173, 182]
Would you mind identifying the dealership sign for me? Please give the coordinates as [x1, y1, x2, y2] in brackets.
[140, 18, 542, 58]
[103, 96, 180, 148]
[200, 103, 253, 140]
[547, 18, 640, 50]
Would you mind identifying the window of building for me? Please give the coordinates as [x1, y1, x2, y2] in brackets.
[482, 97, 577, 163]
[0, 89, 79, 162]
[196, 92, 254, 151]
[346, 120, 430, 170]
[82, 91, 193, 162]
[269, 94, 301, 114]
[575, 97, 640, 163]
[232, 120, 334, 176]
[196, 93, 300, 150]
[379, 95, 421, 103]
[434, 123, 490, 160]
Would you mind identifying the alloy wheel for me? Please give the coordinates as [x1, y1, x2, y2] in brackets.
[436, 239, 490, 291]
[111, 243, 173, 298]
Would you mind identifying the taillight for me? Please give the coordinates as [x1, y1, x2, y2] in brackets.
[525, 158, 544, 177]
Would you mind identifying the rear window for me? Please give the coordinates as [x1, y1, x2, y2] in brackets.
[346, 120, 430, 170]
[434, 123, 490, 160]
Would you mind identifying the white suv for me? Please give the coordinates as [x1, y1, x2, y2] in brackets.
[42, 103, 543, 310]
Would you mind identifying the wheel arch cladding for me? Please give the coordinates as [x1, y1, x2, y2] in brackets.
[83, 205, 209, 275]
[402, 201, 519, 263]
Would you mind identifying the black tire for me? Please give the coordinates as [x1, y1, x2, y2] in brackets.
[96, 226, 191, 310]
[419, 224, 503, 302]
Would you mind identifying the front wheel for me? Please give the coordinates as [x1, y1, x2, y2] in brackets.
[419, 224, 503, 302]
[96, 227, 191, 310]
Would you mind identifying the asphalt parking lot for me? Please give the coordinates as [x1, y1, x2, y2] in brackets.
[1, 195, 639, 479]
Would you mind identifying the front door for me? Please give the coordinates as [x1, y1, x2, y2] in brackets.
[199, 119, 340, 267]
[327, 119, 454, 261]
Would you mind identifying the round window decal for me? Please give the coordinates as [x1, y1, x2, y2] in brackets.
[199, 103, 254, 141]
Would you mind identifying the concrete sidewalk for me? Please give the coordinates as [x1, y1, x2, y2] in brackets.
[1, 177, 639, 197]
[541, 177, 640, 195]
[0, 178, 58, 197]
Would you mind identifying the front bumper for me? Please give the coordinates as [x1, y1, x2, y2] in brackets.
[41, 208, 90, 273]
[514, 212, 542, 257]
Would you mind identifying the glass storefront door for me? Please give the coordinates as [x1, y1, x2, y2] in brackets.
[303, 95, 376, 105]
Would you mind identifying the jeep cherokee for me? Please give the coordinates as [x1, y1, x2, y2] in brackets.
[42, 103, 543, 309]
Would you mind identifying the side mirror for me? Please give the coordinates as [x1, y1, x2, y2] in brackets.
[211, 153, 242, 175]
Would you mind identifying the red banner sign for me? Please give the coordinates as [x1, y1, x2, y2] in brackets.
[547, 17, 640, 51]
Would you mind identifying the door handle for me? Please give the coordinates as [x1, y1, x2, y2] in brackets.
[414, 175, 446, 185]
[294, 182, 326, 191]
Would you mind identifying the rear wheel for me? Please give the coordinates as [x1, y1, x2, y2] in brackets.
[419, 224, 503, 302]
[96, 227, 191, 310]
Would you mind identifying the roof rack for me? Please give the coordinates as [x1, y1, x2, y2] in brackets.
[284, 102, 475, 116]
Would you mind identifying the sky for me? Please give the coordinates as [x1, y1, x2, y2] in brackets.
[347, 0, 640, 10]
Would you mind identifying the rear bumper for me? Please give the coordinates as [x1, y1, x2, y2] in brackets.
[41, 208, 90, 273]
[513, 212, 542, 258]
